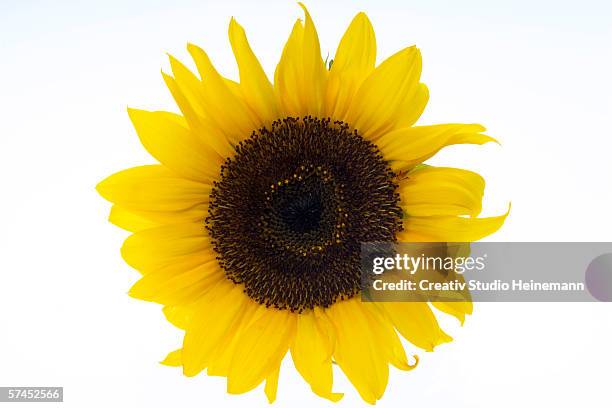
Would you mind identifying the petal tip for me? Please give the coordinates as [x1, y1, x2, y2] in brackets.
[186, 42, 202, 55]
[166, 52, 179, 66]
[297, 2, 314, 23]
[95, 179, 107, 198]
[126, 107, 145, 122]
[483, 134, 501, 146]
[228, 16, 242, 34]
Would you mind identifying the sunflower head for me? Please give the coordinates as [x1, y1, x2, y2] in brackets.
[97, 3, 507, 404]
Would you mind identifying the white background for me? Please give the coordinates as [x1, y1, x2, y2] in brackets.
[1, 0, 611, 407]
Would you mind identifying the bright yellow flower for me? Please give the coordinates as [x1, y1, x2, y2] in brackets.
[97, 4, 507, 404]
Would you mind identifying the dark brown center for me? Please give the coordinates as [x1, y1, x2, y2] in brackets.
[206, 117, 402, 312]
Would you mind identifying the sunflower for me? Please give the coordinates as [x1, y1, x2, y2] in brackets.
[97, 4, 507, 404]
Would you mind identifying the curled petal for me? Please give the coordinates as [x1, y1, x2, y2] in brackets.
[377, 123, 497, 171]
[291, 310, 343, 402]
[398, 166, 486, 217]
[398, 207, 510, 242]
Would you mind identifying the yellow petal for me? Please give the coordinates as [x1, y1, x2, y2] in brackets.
[127, 108, 223, 183]
[274, 3, 327, 117]
[228, 18, 279, 124]
[129, 259, 223, 305]
[163, 55, 207, 130]
[108, 205, 158, 232]
[363, 303, 416, 371]
[398, 166, 485, 217]
[392, 82, 429, 131]
[187, 43, 260, 144]
[116, 204, 208, 231]
[163, 304, 193, 330]
[380, 302, 452, 351]
[206, 302, 258, 377]
[428, 253, 473, 323]
[121, 222, 211, 273]
[161, 349, 182, 367]
[377, 124, 497, 171]
[98, 166, 209, 232]
[324, 12, 376, 120]
[227, 307, 296, 394]
[162, 69, 235, 159]
[398, 208, 509, 242]
[432, 301, 473, 325]
[264, 365, 280, 403]
[97, 165, 210, 212]
[326, 298, 388, 404]
[290, 310, 343, 402]
[182, 280, 249, 377]
[344, 46, 424, 140]
[166, 55, 207, 118]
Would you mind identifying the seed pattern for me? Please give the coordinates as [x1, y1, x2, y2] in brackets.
[206, 117, 402, 312]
